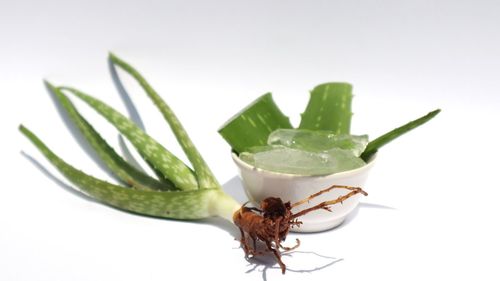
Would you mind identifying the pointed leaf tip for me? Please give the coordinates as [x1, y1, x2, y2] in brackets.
[43, 80, 57, 91]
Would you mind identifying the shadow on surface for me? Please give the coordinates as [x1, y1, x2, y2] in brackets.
[221, 176, 248, 204]
[359, 201, 397, 210]
[20, 151, 96, 203]
[334, 201, 396, 231]
[245, 250, 343, 281]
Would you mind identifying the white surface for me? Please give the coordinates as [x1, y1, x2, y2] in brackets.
[232, 152, 376, 232]
[1, 0, 499, 280]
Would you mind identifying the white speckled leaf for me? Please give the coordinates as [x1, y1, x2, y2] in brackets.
[20, 125, 223, 219]
[47, 83, 174, 191]
[61, 87, 198, 191]
[109, 54, 220, 189]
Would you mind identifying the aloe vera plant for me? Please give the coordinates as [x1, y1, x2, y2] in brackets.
[22, 54, 240, 221]
[21, 53, 439, 274]
[21, 54, 370, 274]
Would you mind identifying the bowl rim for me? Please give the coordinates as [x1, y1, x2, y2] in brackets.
[231, 151, 377, 179]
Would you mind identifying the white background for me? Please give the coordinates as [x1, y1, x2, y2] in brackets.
[1, 0, 499, 280]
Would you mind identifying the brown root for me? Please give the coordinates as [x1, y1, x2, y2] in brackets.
[233, 184, 367, 274]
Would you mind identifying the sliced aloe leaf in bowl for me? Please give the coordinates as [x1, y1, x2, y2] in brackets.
[299, 82, 353, 134]
[218, 81, 440, 176]
[268, 129, 368, 157]
[240, 145, 366, 175]
[218, 93, 292, 154]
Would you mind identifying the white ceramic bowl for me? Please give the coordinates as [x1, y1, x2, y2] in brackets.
[232, 153, 376, 232]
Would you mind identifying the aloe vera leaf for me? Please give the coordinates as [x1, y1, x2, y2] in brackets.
[61, 87, 198, 191]
[46, 82, 175, 191]
[108, 56, 173, 184]
[109, 53, 220, 189]
[218, 93, 292, 154]
[299, 83, 353, 134]
[19, 125, 237, 220]
[360, 109, 441, 161]
[117, 136, 171, 185]
[109, 58, 168, 183]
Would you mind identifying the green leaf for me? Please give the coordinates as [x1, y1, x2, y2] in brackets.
[218, 93, 292, 154]
[299, 83, 353, 134]
[61, 87, 198, 191]
[360, 109, 441, 161]
[45, 82, 175, 191]
[109, 53, 220, 189]
[19, 125, 227, 220]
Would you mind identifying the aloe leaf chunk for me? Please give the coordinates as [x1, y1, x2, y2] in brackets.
[46, 83, 174, 191]
[240, 146, 365, 175]
[360, 109, 441, 161]
[299, 83, 353, 134]
[268, 128, 368, 157]
[109, 53, 220, 189]
[19, 125, 228, 220]
[218, 93, 292, 154]
[61, 87, 198, 191]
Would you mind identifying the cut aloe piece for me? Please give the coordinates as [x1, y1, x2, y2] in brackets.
[268, 128, 368, 157]
[218, 93, 292, 154]
[299, 83, 353, 134]
[360, 109, 441, 161]
[240, 146, 365, 176]
[46, 82, 174, 191]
